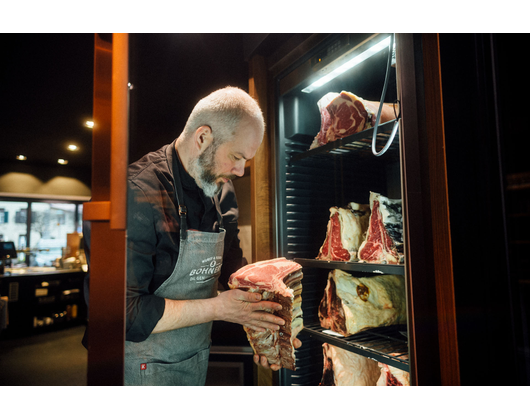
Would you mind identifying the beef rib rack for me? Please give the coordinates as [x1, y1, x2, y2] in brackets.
[317, 202, 370, 262]
[358, 191, 404, 264]
[228, 257, 303, 370]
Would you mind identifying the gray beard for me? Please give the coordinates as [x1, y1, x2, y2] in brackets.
[189, 143, 224, 198]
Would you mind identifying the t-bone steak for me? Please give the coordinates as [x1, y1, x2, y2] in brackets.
[317, 202, 370, 262]
[310, 91, 396, 149]
[358, 191, 404, 264]
[318, 269, 406, 336]
[228, 257, 303, 370]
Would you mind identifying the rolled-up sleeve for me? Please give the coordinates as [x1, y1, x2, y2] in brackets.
[126, 181, 166, 342]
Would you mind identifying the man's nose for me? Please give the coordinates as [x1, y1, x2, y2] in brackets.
[231, 160, 246, 177]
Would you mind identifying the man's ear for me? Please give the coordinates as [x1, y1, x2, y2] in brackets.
[194, 125, 213, 153]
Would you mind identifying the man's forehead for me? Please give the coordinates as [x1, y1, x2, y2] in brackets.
[228, 124, 263, 157]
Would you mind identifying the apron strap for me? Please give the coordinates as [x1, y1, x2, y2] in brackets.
[174, 169, 189, 240]
[169, 143, 225, 239]
[213, 195, 224, 230]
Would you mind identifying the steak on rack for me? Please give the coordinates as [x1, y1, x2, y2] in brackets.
[310, 91, 396, 149]
[317, 202, 370, 262]
[318, 269, 406, 336]
[228, 257, 303, 370]
[358, 191, 404, 264]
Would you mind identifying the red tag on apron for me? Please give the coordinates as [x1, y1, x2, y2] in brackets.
[140, 363, 147, 371]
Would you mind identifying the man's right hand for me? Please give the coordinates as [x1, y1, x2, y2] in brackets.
[213, 289, 285, 332]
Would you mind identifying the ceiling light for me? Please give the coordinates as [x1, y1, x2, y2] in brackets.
[301, 36, 392, 94]
[16, 155, 27, 161]
[67, 144, 78, 151]
[85, 121, 94, 128]
[58, 159, 68, 165]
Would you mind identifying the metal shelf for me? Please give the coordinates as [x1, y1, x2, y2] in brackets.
[295, 258, 405, 276]
[289, 120, 399, 164]
[302, 322, 409, 371]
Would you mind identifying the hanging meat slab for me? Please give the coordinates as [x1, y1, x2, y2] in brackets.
[310, 91, 396, 149]
[318, 269, 406, 336]
[228, 257, 303, 370]
[320, 343, 380, 386]
[317, 202, 370, 262]
[358, 191, 404, 264]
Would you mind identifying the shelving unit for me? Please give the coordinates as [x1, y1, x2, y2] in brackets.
[285, 122, 408, 373]
[272, 34, 405, 385]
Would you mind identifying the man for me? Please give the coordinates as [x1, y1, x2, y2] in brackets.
[123, 86, 299, 385]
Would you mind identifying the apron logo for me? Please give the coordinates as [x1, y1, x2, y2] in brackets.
[189, 256, 222, 283]
[140, 363, 147, 371]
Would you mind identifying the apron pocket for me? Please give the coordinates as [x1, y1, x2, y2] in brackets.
[135, 346, 211, 386]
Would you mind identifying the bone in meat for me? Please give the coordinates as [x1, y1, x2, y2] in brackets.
[317, 202, 370, 262]
[358, 191, 404, 264]
[228, 257, 303, 370]
[320, 343, 381, 386]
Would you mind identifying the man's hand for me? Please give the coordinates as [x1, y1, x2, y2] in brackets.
[213, 289, 303, 371]
[213, 289, 285, 332]
[253, 338, 303, 371]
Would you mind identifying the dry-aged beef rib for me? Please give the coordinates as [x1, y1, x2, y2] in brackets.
[228, 257, 303, 370]
[358, 191, 404, 264]
[317, 202, 370, 262]
[377, 355, 410, 386]
[310, 91, 396, 149]
[320, 343, 380, 386]
[319, 269, 406, 336]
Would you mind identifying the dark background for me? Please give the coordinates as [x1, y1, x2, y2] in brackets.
[0, 34, 250, 178]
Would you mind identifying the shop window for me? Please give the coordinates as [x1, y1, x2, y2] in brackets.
[0, 199, 85, 267]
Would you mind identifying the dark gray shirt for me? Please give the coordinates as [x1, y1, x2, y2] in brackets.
[125, 140, 246, 342]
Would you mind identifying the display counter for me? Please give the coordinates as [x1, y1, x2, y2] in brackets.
[0, 267, 87, 338]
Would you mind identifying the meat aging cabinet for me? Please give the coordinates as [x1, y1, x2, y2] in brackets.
[251, 33, 458, 386]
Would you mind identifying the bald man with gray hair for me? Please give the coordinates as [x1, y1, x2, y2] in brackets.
[121, 86, 298, 385]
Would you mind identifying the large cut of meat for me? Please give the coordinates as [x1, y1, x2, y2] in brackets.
[317, 202, 370, 262]
[320, 343, 380, 386]
[310, 91, 396, 149]
[358, 191, 404, 264]
[318, 269, 406, 336]
[377, 355, 410, 386]
[228, 257, 303, 370]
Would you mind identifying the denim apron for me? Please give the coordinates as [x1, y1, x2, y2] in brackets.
[124, 145, 225, 386]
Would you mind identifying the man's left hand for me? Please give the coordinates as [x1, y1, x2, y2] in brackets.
[253, 337, 302, 371]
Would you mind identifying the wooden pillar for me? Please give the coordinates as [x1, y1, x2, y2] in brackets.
[248, 54, 276, 386]
[83, 33, 129, 385]
[421, 33, 460, 386]
[248, 54, 273, 263]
